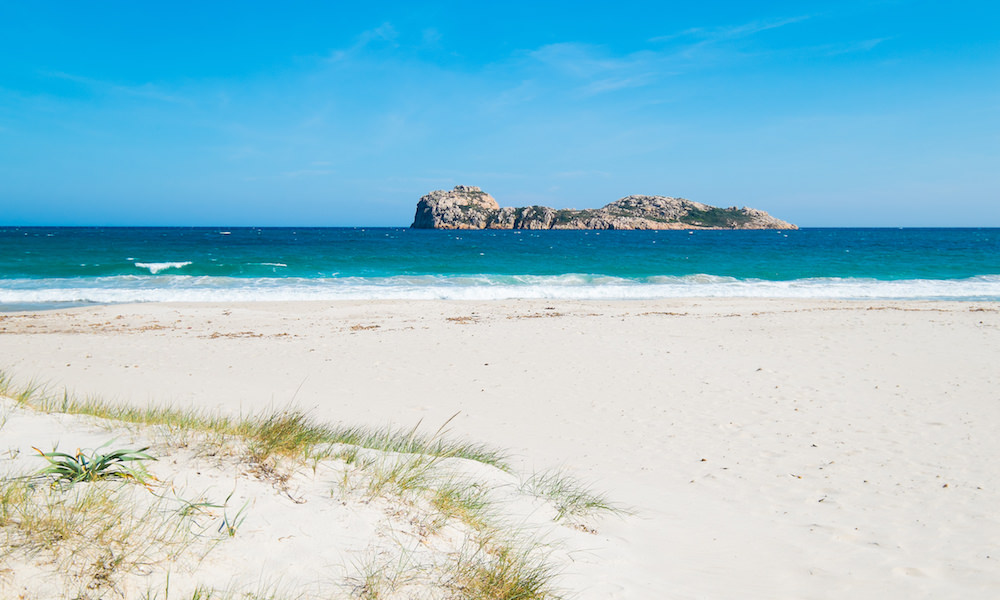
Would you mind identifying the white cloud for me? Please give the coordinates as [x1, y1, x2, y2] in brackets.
[517, 15, 813, 98]
[529, 43, 639, 78]
[820, 37, 891, 56]
[526, 43, 663, 96]
[327, 22, 399, 63]
[581, 73, 662, 95]
[42, 71, 191, 105]
[650, 15, 811, 45]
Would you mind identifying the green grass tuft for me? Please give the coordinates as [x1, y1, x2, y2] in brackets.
[0, 476, 206, 593]
[452, 538, 561, 600]
[429, 479, 494, 532]
[0, 371, 509, 470]
[238, 410, 329, 462]
[522, 470, 628, 522]
[34, 442, 156, 485]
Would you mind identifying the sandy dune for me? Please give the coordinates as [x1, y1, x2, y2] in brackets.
[2, 299, 999, 598]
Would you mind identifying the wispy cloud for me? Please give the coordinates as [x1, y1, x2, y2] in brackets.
[529, 43, 635, 78]
[527, 43, 663, 96]
[42, 71, 191, 105]
[650, 15, 811, 46]
[518, 15, 813, 98]
[327, 22, 399, 62]
[646, 15, 814, 67]
[483, 79, 540, 111]
[817, 37, 891, 56]
[581, 73, 663, 95]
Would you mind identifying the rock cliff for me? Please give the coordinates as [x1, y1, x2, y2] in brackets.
[411, 186, 797, 230]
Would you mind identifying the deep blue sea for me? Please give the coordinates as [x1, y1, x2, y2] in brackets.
[1, 227, 999, 307]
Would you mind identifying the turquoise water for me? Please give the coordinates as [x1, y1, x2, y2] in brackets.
[1, 227, 999, 305]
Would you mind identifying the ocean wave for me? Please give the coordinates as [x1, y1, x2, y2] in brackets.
[134, 261, 192, 274]
[1, 274, 999, 304]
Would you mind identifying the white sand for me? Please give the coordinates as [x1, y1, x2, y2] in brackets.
[0, 397, 585, 599]
[2, 299, 999, 598]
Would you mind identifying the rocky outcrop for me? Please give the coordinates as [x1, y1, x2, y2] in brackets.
[410, 185, 500, 230]
[411, 186, 797, 230]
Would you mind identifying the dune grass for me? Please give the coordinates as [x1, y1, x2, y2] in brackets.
[336, 451, 497, 539]
[428, 479, 494, 533]
[358, 452, 440, 499]
[522, 469, 629, 523]
[141, 580, 303, 600]
[0, 371, 621, 599]
[348, 547, 420, 600]
[344, 534, 560, 600]
[450, 535, 561, 600]
[0, 476, 208, 596]
[0, 371, 507, 469]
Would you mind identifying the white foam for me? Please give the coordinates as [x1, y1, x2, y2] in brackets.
[134, 262, 192, 274]
[1, 274, 999, 304]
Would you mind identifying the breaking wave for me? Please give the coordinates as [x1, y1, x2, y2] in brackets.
[1, 273, 999, 305]
[134, 261, 192, 274]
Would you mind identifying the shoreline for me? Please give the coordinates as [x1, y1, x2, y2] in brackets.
[3, 286, 1000, 314]
[2, 298, 999, 598]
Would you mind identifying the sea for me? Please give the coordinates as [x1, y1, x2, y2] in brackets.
[1, 227, 999, 310]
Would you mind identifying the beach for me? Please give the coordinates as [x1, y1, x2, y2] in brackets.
[2, 298, 998, 598]
[7, 1, 1000, 596]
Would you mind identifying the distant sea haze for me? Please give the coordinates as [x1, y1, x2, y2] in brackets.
[1, 227, 999, 307]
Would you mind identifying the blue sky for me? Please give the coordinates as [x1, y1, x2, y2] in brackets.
[1, 1, 997, 226]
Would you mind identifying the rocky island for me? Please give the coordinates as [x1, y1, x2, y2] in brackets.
[411, 185, 797, 230]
